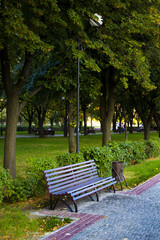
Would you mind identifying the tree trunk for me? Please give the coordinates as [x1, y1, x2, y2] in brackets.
[3, 94, 19, 178]
[154, 113, 160, 138]
[112, 112, 116, 132]
[36, 107, 47, 138]
[144, 122, 150, 140]
[100, 66, 115, 146]
[124, 118, 128, 140]
[83, 107, 87, 135]
[28, 120, 32, 134]
[100, 70, 107, 145]
[68, 92, 76, 153]
[137, 110, 154, 140]
[50, 118, 54, 129]
[129, 120, 133, 134]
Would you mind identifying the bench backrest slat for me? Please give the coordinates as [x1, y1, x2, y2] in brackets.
[47, 169, 98, 186]
[44, 160, 95, 174]
[48, 174, 98, 191]
[48, 175, 98, 194]
[45, 162, 96, 178]
[44, 160, 100, 195]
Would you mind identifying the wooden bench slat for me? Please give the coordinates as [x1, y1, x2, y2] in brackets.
[48, 175, 98, 191]
[45, 162, 96, 178]
[70, 178, 115, 196]
[68, 176, 113, 194]
[45, 166, 97, 182]
[49, 177, 114, 195]
[44, 160, 95, 173]
[48, 175, 100, 193]
[49, 177, 101, 195]
[47, 170, 98, 187]
[73, 181, 117, 201]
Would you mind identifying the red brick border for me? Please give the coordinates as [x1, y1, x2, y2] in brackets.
[122, 174, 160, 195]
[37, 209, 104, 240]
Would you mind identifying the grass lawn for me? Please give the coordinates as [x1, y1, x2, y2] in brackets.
[124, 157, 160, 188]
[0, 131, 159, 176]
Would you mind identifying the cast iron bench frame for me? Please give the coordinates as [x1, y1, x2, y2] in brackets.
[44, 160, 117, 212]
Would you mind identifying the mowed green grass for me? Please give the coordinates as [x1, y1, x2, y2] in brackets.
[0, 132, 159, 176]
[124, 157, 160, 188]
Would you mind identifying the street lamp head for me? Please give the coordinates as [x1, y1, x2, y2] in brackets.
[90, 13, 103, 27]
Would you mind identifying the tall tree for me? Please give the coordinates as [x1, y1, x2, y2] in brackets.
[0, 0, 99, 177]
[87, 1, 160, 144]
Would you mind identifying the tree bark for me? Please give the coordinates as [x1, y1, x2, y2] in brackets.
[63, 101, 68, 137]
[3, 94, 19, 178]
[154, 113, 160, 138]
[83, 107, 87, 135]
[68, 91, 76, 153]
[36, 106, 47, 137]
[136, 108, 154, 140]
[112, 112, 117, 132]
[20, 107, 35, 134]
[129, 120, 133, 134]
[100, 66, 115, 145]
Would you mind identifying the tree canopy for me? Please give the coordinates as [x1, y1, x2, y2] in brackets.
[0, 0, 160, 177]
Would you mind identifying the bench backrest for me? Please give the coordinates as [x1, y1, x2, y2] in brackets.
[44, 160, 98, 195]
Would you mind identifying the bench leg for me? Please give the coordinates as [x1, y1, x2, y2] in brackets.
[52, 199, 59, 210]
[95, 192, 99, 201]
[50, 195, 53, 210]
[113, 184, 116, 193]
[88, 192, 99, 202]
[50, 195, 60, 210]
[88, 195, 94, 201]
[60, 198, 78, 213]
[49, 195, 78, 212]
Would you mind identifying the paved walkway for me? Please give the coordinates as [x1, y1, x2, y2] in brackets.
[32, 174, 160, 240]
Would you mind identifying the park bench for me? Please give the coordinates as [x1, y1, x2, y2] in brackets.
[43, 160, 117, 212]
[35, 128, 55, 136]
[86, 127, 95, 135]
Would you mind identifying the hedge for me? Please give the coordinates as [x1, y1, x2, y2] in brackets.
[0, 139, 160, 203]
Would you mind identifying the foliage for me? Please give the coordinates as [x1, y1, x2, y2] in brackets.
[145, 139, 160, 158]
[1, 157, 57, 203]
[56, 152, 84, 167]
[0, 167, 13, 203]
[56, 139, 160, 177]
[81, 146, 114, 177]
[111, 141, 146, 166]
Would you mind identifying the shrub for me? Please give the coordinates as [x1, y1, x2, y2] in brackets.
[81, 146, 114, 177]
[0, 167, 14, 203]
[145, 139, 160, 158]
[56, 152, 84, 167]
[2, 157, 57, 203]
[25, 157, 57, 197]
[108, 141, 146, 166]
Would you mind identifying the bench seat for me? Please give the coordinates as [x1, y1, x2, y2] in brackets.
[44, 160, 116, 212]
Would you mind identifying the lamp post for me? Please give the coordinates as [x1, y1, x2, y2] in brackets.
[76, 40, 80, 153]
[76, 14, 103, 153]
